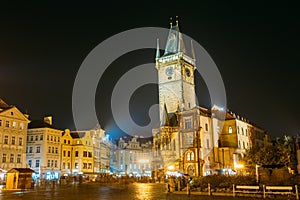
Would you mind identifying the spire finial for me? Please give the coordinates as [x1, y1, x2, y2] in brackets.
[176, 16, 179, 25]
[170, 17, 173, 28]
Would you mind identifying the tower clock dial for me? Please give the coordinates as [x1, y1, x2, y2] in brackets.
[165, 67, 174, 76]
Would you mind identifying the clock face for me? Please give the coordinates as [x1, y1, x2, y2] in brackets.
[165, 67, 174, 76]
[185, 68, 191, 77]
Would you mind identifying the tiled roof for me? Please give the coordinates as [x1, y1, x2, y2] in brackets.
[7, 168, 35, 173]
[70, 131, 86, 138]
[28, 120, 58, 129]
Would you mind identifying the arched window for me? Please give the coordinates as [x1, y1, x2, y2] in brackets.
[186, 153, 191, 161]
[190, 152, 195, 160]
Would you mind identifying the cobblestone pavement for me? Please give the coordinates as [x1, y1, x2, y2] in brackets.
[0, 183, 292, 200]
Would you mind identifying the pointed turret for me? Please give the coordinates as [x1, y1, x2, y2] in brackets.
[160, 103, 170, 126]
[156, 38, 160, 60]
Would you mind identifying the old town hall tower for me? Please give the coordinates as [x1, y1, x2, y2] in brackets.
[155, 19, 196, 122]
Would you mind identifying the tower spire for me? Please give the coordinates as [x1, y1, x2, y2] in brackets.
[176, 16, 179, 26]
[156, 38, 160, 59]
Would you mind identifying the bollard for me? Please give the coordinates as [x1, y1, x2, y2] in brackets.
[208, 183, 211, 196]
[296, 185, 299, 200]
[187, 183, 190, 195]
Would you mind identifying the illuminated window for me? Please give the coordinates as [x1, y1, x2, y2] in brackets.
[83, 163, 87, 169]
[17, 154, 21, 163]
[186, 153, 191, 161]
[12, 121, 17, 128]
[75, 163, 79, 169]
[4, 135, 8, 144]
[2, 154, 6, 162]
[20, 123, 24, 129]
[190, 152, 195, 160]
[228, 126, 233, 134]
[11, 136, 15, 145]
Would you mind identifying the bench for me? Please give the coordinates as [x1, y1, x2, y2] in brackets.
[233, 185, 260, 197]
[263, 185, 296, 199]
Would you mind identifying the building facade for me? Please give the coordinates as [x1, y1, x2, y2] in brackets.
[111, 136, 152, 177]
[0, 99, 30, 172]
[60, 127, 110, 177]
[26, 116, 63, 180]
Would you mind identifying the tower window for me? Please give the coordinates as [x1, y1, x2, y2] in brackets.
[205, 123, 208, 131]
[184, 118, 192, 129]
[228, 126, 233, 134]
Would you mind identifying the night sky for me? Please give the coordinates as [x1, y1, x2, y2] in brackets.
[0, 1, 299, 139]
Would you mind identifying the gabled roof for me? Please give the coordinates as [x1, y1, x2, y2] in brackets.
[0, 98, 9, 109]
[0, 98, 14, 113]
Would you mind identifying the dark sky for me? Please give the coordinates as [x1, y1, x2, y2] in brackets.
[0, 1, 299, 139]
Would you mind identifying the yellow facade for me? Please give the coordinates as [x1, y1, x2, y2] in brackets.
[61, 129, 94, 175]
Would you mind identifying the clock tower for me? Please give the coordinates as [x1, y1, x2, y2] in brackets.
[156, 20, 196, 123]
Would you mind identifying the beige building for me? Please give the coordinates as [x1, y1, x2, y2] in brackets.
[26, 116, 63, 180]
[91, 127, 110, 173]
[0, 98, 30, 172]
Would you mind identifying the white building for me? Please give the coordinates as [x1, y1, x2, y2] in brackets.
[26, 116, 63, 180]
